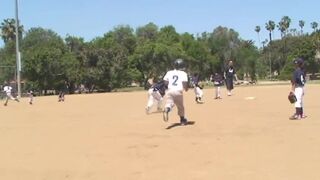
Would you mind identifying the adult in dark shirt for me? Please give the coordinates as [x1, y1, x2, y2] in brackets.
[224, 60, 238, 96]
[289, 58, 307, 120]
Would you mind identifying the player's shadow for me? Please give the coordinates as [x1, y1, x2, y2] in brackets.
[149, 111, 163, 114]
[166, 121, 195, 130]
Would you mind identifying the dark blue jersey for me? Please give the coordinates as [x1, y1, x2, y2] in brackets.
[292, 68, 305, 87]
[213, 74, 223, 83]
[152, 81, 167, 97]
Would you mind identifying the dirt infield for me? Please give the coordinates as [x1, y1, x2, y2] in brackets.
[0, 84, 319, 180]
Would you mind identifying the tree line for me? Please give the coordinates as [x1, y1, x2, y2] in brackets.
[0, 16, 319, 94]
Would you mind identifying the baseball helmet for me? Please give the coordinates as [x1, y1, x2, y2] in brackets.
[293, 58, 304, 66]
[174, 58, 185, 70]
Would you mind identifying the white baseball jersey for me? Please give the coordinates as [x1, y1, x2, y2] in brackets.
[163, 69, 188, 91]
[3, 86, 12, 94]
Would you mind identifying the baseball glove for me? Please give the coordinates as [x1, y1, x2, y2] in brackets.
[288, 92, 297, 104]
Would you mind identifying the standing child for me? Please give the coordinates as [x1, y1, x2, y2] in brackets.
[212, 73, 224, 99]
[289, 58, 307, 120]
[162, 59, 189, 125]
[3, 83, 19, 106]
[193, 73, 204, 104]
[145, 80, 167, 114]
[27, 90, 34, 105]
[58, 81, 69, 102]
[194, 82, 204, 104]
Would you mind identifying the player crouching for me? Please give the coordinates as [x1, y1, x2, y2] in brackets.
[145, 80, 167, 114]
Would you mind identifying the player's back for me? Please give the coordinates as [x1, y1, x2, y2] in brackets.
[3, 86, 12, 93]
[164, 69, 188, 91]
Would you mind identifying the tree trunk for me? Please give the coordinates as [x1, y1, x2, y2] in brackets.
[269, 32, 272, 42]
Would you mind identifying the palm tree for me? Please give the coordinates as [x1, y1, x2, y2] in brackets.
[0, 18, 23, 44]
[255, 26, 261, 47]
[299, 20, 305, 35]
[311, 22, 318, 32]
[278, 16, 291, 38]
[265, 20, 275, 42]
[282, 16, 291, 36]
[277, 21, 286, 38]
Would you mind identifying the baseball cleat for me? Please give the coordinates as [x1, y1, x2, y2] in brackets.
[301, 115, 307, 119]
[145, 107, 150, 114]
[180, 118, 188, 125]
[289, 114, 301, 120]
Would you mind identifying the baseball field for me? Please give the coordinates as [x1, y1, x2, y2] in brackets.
[0, 84, 319, 180]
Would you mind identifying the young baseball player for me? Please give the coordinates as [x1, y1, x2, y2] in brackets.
[58, 81, 69, 102]
[145, 80, 167, 114]
[212, 72, 224, 99]
[27, 90, 34, 105]
[3, 83, 19, 106]
[289, 58, 307, 120]
[192, 73, 204, 104]
[162, 59, 189, 125]
[194, 83, 204, 104]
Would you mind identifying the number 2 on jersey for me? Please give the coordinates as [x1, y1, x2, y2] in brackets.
[172, 75, 179, 86]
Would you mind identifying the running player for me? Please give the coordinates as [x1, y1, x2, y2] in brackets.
[3, 83, 19, 106]
[145, 80, 167, 114]
[162, 59, 189, 125]
[289, 58, 307, 120]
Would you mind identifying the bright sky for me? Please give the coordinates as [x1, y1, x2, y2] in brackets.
[1, 0, 320, 47]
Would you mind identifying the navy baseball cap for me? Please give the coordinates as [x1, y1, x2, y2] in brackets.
[293, 58, 304, 65]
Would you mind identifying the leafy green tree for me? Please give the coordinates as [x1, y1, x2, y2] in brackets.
[157, 25, 180, 45]
[65, 35, 88, 92]
[130, 41, 184, 88]
[97, 25, 137, 54]
[237, 40, 259, 81]
[136, 23, 158, 42]
[180, 32, 218, 78]
[21, 28, 73, 94]
[207, 26, 241, 72]
[90, 26, 137, 91]
[0, 41, 17, 84]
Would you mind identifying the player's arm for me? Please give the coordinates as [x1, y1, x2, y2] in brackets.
[234, 73, 239, 81]
[291, 82, 295, 92]
[291, 75, 296, 92]
[183, 81, 188, 92]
